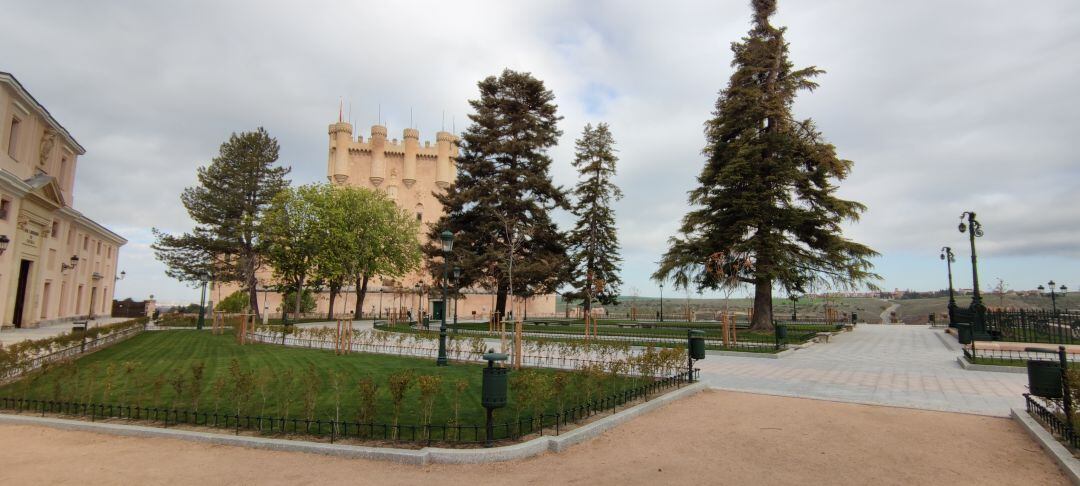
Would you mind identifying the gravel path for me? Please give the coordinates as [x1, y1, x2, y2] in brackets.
[0, 389, 1064, 485]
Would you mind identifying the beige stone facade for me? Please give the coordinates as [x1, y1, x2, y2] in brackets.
[228, 118, 557, 321]
[0, 72, 126, 328]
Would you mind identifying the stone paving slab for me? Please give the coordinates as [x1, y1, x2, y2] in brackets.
[697, 325, 1028, 417]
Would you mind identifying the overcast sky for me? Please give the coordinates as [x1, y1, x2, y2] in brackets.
[2, 0, 1078, 304]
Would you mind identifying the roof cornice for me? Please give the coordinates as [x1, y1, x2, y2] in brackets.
[0, 71, 86, 155]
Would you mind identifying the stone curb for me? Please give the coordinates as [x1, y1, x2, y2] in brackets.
[956, 356, 1027, 374]
[706, 349, 784, 359]
[0, 382, 707, 465]
[933, 329, 962, 352]
[1011, 407, 1080, 485]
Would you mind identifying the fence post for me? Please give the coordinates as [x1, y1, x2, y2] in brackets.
[1061, 346, 1073, 435]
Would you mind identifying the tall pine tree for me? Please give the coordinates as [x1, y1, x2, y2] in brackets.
[153, 128, 290, 317]
[566, 123, 623, 316]
[428, 69, 569, 317]
[654, 0, 878, 330]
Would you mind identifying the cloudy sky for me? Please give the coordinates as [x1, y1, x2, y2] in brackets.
[2, 0, 1078, 303]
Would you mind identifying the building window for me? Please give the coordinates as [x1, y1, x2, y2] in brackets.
[7, 116, 21, 160]
[96, 241, 101, 255]
[67, 227, 75, 247]
[415, 204, 424, 222]
[0, 198, 9, 221]
[51, 221, 60, 239]
[83, 235, 88, 250]
[107, 246, 112, 259]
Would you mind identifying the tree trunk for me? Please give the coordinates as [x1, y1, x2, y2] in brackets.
[246, 257, 260, 319]
[495, 280, 508, 318]
[326, 283, 338, 320]
[354, 274, 369, 318]
[749, 277, 774, 331]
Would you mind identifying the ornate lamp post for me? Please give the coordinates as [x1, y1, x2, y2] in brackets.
[789, 293, 799, 322]
[453, 266, 461, 332]
[1038, 281, 1068, 314]
[940, 247, 957, 327]
[958, 212, 986, 335]
[659, 282, 664, 322]
[413, 282, 420, 325]
[437, 230, 454, 366]
[196, 275, 209, 330]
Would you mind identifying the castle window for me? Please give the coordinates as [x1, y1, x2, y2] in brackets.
[7, 116, 21, 160]
[415, 203, 424, 222]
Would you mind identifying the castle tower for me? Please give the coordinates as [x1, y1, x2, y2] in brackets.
[328, 122, 352, 184]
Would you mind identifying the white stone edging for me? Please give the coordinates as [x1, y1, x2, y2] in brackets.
[0, 382, 707, 465]
[1011, 407, 1080, 485]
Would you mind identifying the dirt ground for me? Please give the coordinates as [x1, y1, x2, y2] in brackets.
[0, 390, 1066, 485]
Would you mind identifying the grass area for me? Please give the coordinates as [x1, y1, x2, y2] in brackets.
[1, 331, 639, 427]
[557, 295, 888, 322]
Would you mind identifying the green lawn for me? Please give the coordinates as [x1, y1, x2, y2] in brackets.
[1, 331, 637, 427]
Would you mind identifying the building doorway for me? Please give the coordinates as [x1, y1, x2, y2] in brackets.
[12, 259, 32, 328]
[431, 300, 445, 321]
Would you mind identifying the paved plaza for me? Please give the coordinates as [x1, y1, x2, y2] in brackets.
[0, 317, 131, 348]
[698, 324, 1026, 416]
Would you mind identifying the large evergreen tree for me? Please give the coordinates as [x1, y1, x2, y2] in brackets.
[566, 123, 623, 316]
[654, 0, 878, 330]
[428, 69, 569, 317]
[153, 128, 290, 318]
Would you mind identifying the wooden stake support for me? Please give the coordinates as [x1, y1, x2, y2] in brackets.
[513, 318, 522, 370]
[335, 319, 354, 355]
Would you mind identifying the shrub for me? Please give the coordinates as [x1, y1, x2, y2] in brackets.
[356, 377, 379, 426]
[387, 370, 414, 438]
[216, 290, 249, 313]
[416, 374, 443, 428]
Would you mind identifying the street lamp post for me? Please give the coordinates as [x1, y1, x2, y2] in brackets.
[196, 277, 208, 330]
[453, 266, 461, 333]
[940, 247, 957, 327]
[1038, 281, 1068, 315]
[659, 283, 664, 322]
[958, 212, 986, 336]
[414, 282, 420, 326]
[789, 293, 799, 322]
[437, 230, 454, 366]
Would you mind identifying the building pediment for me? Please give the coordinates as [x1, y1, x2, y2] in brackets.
[22, 174, 66, 210]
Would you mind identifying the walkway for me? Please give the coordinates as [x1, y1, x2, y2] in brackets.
[697, 324, 1027, 417]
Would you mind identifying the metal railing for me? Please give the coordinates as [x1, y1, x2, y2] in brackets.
[1025, 393, 1080, 449]
[985, 310, 1080, 345]
[963, 344, 1080, 367]
[0, 369, 696, 446]
[0, 324, 144, 384]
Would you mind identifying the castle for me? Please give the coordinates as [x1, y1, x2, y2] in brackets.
[233, 118, 556, 321]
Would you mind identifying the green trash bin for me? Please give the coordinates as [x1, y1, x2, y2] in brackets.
[956, 323, 972, 344]
[688, 330, 705, 360]
[775, 324, 788, 341]
[1027, 360, 1062, 399]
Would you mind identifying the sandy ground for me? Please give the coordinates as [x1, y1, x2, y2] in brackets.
[0, 390, 1066, 486]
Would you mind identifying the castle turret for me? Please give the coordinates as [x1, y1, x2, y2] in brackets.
[370, 125, 387, 186]
[435, 131, 454, 189]
[403, 128, 419, 187]
[328, 122, 353, 184]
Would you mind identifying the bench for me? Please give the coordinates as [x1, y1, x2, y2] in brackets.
[815, 332, 832, 343]
[617, 323, 639, 329]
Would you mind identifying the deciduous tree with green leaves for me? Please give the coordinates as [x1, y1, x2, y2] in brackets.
[565, 123, 623, 316]
[314, 186, 421, 318]
[260, 184, 330, 322]
[654, 0, 878, 330]
[152, 128, 290, 318]
[428, 69, 569, 317]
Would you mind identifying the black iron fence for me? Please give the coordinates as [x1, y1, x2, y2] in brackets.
[0, 368, 696, 446]
[985, 310, 1080, 345]
[1025, 393, 1080, 449]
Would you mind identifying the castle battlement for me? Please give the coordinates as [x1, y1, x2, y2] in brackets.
[328, 122, 457, 188]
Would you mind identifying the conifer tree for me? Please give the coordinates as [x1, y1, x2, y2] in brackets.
[153, 128, 290, 318]
[428, 69, 569, 317]
[654, 0, 878, 330]
[566, 123, 623, 316]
